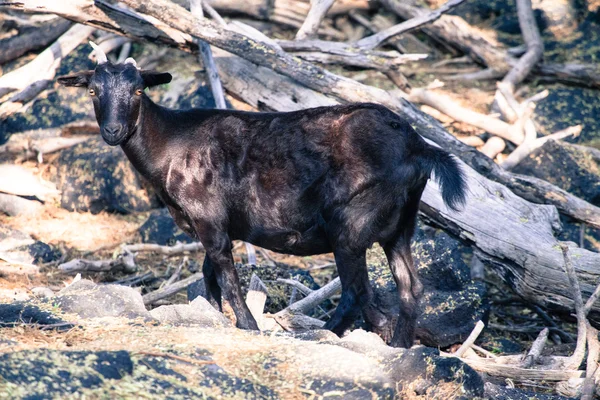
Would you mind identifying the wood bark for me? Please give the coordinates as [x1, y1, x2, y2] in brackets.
[0, 18, 71, 65]
[294, 0, 335, 40]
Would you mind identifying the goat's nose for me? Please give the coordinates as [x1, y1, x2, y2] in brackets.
[104, 123, 123, 137]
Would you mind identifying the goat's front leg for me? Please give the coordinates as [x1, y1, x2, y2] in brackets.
[194, 228, 258, 330]
[201, 255, 222, 311]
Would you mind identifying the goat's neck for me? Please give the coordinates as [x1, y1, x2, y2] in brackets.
[120, 95, 169, 181]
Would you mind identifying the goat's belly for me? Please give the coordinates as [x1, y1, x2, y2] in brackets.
[246, 224, 332, 256]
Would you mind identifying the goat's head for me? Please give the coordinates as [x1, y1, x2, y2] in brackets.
[57, 42, 172, 146]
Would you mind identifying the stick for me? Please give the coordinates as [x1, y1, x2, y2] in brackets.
[479, 136, 506, 159]
[58, 252, 136, 274]
[356, 0, 466, 50]
[295, 0, 336, 40]
[560, 244, 587, 371]
[276, 277, 341, 316]
[190, 0, 227, 109]
[585, 282, 600, 317]
[521, 328, 549, 368]
[163, 258, 186, 287]
[142, 272, 203, 305]
[455, 320, 485, 358]
[501, 125, 582, 170]
[276, 278, 313, 295]
[582, 322, 599, 400]
[122, 242, 204, 255]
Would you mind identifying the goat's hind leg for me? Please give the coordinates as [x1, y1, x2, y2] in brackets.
[324, 248, 387, 336]
[382, 232, 423, 348]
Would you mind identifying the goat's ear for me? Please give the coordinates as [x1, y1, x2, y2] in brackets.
[141, 71, 172, 88]
[56, 71, 94, 87]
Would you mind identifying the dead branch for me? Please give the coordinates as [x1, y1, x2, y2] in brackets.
[356, 0, 466, 50]
[276, 278, 313, 296]
[190, 0, 227, 109]
[163, 258, 186, 287]
[58, 252, 136, 274]
[479, 136, 506, 159]
[0, 24, 94, 120]
[455, 320, 485, 358]
[142, 272, 203, 305]
[521, 328, 549, 368]
[276, 277, 341, 317]
[499, 0, 544, 93]
[295, 0, 335, 40]
[585, 283, 600, 317]
[0, 257, 40, 276]
[582, 322, 600, 400]
[560, 244, 587, 371]
[0, 18, 72, 65]
[122, 242, 204, 256]
[456, 358, 584, 381]
[501, 125, 582, 170]
[406, 88, 524, 144]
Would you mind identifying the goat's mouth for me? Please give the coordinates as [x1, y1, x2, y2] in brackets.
[101, 126, 128, 146]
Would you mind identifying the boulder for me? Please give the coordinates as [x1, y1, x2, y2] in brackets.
[513, 140, 600, 206]
[0, 226, 60, 265]
[53, 137, 158, 214]
[0, 302, 71, 329]
[149, 296, 232, 327]
[55, 279, 153, 320]
[368, 222, 488, 348]
[138, 207, 194, 245]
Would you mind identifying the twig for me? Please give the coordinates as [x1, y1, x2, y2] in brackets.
[582, 322, 599, 400]
[295, 0, 335, 40]
[501, 125, 582, 170]
[142, 272, 203, 305]
[355, 0, 466, 50]
[276, 278, 313, 296]
[122, 242, 204, 256]
[58, 252, 136, 274]
[560, 244, 587, 371]
[455, 320, 485, 358]
[163, 257, 186, 287]
[190, 0, 227, 109]
[275, 277, 341, 316]
[471, 344, 498, 359]
[584, 282, 600, 317]
[135, 351, 215, 366]
[521, 328, 549, 368]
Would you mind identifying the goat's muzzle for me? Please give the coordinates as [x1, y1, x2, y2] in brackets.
[102, 123, 126, 146]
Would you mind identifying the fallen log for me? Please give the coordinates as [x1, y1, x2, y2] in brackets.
[0, 17, 72, 65]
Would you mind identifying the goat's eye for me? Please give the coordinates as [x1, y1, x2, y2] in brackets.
[89, 89, 96, 96]
[135, 89, 143, 96]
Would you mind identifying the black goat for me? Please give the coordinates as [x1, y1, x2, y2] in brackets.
[58, 43, 466, 348]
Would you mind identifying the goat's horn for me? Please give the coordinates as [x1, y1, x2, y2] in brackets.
[89, 41, 108, 64]
[124, 57, 137, 68]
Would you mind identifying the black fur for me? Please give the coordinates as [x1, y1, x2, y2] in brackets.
[58, 61, 467, 347]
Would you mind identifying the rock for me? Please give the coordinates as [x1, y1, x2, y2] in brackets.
[0, 302, 71, 329]
[56, 279, 153, 320]
[138, 207, 194, 245]
[149, 296, 232, 327]
[0, 226, 60, 265]
[368, 222, 488, 348]
[0, 349, 275, 399]
[30, 287, 55, 299]
[513, 140, 600, 206]
[384, 346, 484, 399]
[53, 137, 158, 214]
[484, 382, 575, 400]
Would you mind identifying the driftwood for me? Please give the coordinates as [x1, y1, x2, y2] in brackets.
[245, 273, 268, 330]
[58, 252, 136, 274]
[122, 242, 204, 256]
[0, 193, 42, 216]
[0, 17, 71, 65]
[294, 0, 335, 40]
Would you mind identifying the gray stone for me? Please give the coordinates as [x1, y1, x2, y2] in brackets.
[149, 296, 231, 327]
[56, 279, 152, 320]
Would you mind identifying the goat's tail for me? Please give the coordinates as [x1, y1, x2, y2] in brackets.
[419, 146, 467, 211]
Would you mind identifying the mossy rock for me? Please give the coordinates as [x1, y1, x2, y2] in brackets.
[138, 207, 194, 245]
[52, 136, 159, 214]
[513, 140, 600, 206]
[367, 222, 488, 348]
